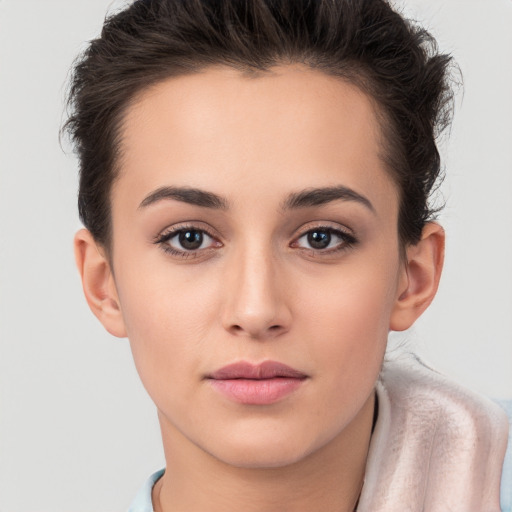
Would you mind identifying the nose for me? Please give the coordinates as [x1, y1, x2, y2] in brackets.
[221, 245, 292, 339]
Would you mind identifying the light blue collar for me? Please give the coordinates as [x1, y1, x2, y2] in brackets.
[127, 469, 164, 512]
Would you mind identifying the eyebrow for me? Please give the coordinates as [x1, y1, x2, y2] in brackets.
[139, 186, 228, 210]
[283, 186, 375, 213]
[138, 184, 375, 214]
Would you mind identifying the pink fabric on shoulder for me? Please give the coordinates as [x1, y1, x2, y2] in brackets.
[358, 358, 509, 512]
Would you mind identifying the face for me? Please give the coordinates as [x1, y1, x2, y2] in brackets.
[108, 64, 406, 468]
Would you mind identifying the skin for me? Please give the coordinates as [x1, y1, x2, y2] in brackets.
[75, 64, 444, 512]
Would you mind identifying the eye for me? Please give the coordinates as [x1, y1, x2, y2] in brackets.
[169, 229, 211, 251]
[154, 226, 221, 257]
[293, 227, 356, 252]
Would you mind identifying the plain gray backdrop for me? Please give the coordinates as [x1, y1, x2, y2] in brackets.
[1, 0, 511, 510]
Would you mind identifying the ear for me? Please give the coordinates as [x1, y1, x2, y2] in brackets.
[390, 222, 445, 332]
[74, 229, 127, 338]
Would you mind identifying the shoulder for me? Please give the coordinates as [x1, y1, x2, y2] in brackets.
[494, 400, 512, 512]
[378, 358, 509, 447]
[360, 357, 510, 511]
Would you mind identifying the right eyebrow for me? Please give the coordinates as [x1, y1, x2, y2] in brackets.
[282, 185, 376, 214]
[138, 186, 229, 210]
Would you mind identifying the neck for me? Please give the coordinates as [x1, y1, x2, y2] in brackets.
[153, 393, 375, 512]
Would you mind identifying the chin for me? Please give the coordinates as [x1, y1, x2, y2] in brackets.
[204, 429, 322, 470]
[215, 447, 311, 470]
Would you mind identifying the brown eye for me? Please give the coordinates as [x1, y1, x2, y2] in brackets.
[155, 224, 223, 259]
[161, 228, 216, 252]
[178, 230, 204, 250]
[307, 230, 331, 249]
[294, 227, 356, 252]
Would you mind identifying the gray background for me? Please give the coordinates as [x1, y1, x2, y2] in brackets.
[1, 0, 511, 510]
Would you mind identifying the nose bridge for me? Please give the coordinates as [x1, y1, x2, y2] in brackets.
[222, 237, 290, 338]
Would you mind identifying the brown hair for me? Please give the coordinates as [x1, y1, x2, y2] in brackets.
[64, 0, 455, 250]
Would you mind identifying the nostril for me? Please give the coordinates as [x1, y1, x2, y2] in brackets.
[227, 323, 285, 337]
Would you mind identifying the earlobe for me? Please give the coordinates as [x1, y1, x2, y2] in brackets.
[74, 229, 127, 338]
[390, 222, 445, 332]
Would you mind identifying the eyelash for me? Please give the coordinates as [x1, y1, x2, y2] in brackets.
[153, 224, 357, 259]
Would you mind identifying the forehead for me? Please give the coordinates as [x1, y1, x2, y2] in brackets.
[115, 64, 398, 215]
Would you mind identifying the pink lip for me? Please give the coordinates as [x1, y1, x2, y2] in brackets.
[207, 361, 308, 405]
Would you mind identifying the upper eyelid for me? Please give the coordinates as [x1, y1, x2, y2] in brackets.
[154, 222, 220, 242]
[293, 222, 355, 238]
[297, 227, 351, 238]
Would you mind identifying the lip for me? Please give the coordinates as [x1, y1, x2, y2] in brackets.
[207, 361, 308, 405]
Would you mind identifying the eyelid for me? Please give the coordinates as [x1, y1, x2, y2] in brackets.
[292, 221, 355, 240]
[153, 221, 220, 242]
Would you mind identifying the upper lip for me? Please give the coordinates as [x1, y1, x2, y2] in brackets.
[208, 361, 307, 380]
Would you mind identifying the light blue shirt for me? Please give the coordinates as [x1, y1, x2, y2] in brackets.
[128, 401, 512, 512]
[128, 468, 164, 512]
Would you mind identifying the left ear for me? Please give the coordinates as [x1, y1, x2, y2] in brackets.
[390, 222, 445, 331]
[74, 228, 127, 338]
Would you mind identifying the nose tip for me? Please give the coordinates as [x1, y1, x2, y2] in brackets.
[221, 254, 292, 340]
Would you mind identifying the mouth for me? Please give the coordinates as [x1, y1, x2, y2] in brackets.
[206, 361, 308, 405]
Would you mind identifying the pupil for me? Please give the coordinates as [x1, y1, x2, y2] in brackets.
[179, 230, 203, 250]
[308, 230, 331, 249]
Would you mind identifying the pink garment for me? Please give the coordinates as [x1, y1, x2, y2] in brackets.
[358, 358, 509, 511]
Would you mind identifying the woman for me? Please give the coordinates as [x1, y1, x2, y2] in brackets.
[64, 0, 511, 510]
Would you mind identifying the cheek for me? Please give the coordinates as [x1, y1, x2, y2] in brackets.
[294, 256, 400, 385]
[113, 259, 222, 397]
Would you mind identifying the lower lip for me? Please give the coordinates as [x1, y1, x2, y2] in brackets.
[209, 377, 305, 405]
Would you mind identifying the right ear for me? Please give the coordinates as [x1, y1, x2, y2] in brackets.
[74, 229, 127, 338]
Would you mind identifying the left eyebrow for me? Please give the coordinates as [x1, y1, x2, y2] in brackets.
[282, 186, 376, 214]
[138, 186, 228, 210]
